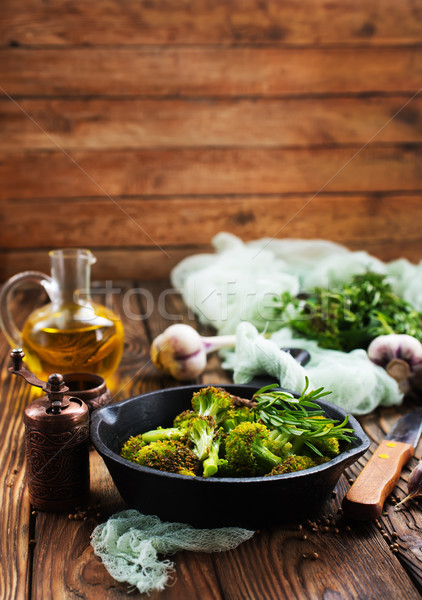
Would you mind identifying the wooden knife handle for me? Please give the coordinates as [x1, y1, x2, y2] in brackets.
[342, 439, 414, 520]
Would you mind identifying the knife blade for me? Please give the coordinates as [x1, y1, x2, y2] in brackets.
[342, 409, 422, 520]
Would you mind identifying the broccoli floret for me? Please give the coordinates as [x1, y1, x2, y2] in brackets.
[186, 414, 217, 461]
[221, 405, 256, 432]
[173, 409, 197, 429]
[268, 454, 331, 475]
[134, 439, 200, 475]
[266, 455, 319, 475]
[266, 427, 339, 459]
[264, 426, 310, 456]
[141, 426, 186, 444]
[141, 410, 219, 466]
[312, 437, 340, 458]
[265, 429, 294, 457]
[260, 416, 342, 459]
[309, 416, 341, 457]
[224, 422, 283, 477]
[202, 430, 228, 477]
[191, 386, 233, 424]
[120, 434, 147, 462]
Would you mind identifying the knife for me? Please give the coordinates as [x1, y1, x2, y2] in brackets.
[342, 409, 422, 520]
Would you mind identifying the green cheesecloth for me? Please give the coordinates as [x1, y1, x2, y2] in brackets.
[91, 510, 254, 595]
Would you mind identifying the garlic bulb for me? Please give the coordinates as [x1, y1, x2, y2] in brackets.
[150, 324, 236, 381]
[395, 458, 422, 509]
[367, 334, 422, 369]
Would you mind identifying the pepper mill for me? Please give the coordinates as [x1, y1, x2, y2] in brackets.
[9, 348, 90, 512]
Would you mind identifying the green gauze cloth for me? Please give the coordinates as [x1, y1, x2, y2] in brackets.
[221, 322, 402, 415]
[91, 509, 254, 595]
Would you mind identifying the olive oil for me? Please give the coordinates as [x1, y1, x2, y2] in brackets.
[21, 302, 124, 382]
[0, 249, 125, 384]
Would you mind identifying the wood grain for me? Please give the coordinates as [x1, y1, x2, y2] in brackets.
[0, 247, 208, 284]
[211, 523, 420, 600]
[2, 96, 422, 151]
[341, 407, 422, 593]
[2, 47, 422, 97]
[1, 194, 421, 250]
[2, 0, 422, 47]
[0, 337, 34, 600]
[2, 3, 421, 279]
[1, 238, 422, 288]
[1, 146, 421, 202]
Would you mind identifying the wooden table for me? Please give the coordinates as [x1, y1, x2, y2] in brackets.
[1, 279, 421, 600]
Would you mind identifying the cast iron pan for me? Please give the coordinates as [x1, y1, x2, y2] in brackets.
[91, 383, 369, 528]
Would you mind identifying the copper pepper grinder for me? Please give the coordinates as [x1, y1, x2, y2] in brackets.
[9, 348, 90, 512]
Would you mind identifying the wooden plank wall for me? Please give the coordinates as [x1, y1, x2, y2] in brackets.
[1, 0, 422, 281]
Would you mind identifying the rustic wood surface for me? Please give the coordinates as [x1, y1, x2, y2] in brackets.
[0, 279, 421, 600]
[2, 148, 422, 200]
[2, 195, 422, 249]
[2, 97, 421, 151]
[3, 47, 422, 96]
[1, 0, 422, 281]
[2, 0, 422, 47]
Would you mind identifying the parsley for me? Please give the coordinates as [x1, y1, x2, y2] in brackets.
[273, 272, 422, 352]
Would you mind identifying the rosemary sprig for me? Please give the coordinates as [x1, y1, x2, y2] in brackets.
[252, 378, 356, 455]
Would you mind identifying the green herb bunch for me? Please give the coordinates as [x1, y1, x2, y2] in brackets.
[273, 272, 422, 352]
[253, 379, 355, 457]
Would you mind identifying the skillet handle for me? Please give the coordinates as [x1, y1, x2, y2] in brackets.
[281, 347, 310, 367]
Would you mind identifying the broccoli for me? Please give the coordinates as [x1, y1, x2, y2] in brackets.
[312, 437, 340, 458]
[266, 454, 329, 476]
[221, 405, 256, 432]
[263, 422, 340, 459]
[191, 386, 233, 424]
[265, 429, 294, 457]
[308, 416, 341, 457]
[224, 422, 283, 477]
[120, 383, 350, 479]
[140, 413, 217, 464]
[141, 426, 186, 444]
[186, 414, 217, 461]
[131, 439, 200, 476]
[202, 431, 228, 478]
[120, 434, 147, 462]
[271, 429, 308, 456]
[173, 409, 197, 429]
